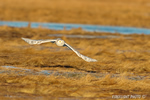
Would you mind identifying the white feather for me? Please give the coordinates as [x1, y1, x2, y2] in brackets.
[22, 38, 97, 62]
[64, 43, 97, 62]
[22, 38, 56, 44]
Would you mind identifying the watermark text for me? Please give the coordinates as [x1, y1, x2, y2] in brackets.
[112, 95, 146, 99]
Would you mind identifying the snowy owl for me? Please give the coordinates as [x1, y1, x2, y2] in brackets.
[22, 38, 97, 62]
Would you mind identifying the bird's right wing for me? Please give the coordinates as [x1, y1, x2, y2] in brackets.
[64, 43, 97, 62]
[22, 37, 56, 45]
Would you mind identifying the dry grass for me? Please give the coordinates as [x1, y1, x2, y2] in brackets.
[0, 0, 150, 99]
[0, 73, 149, 98]
[0, 0, 150, 28]
[0, 26, 150, 99]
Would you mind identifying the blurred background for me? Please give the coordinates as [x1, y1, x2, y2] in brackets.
[0, 0, 150, 28]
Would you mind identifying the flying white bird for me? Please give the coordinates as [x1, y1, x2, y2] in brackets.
[22, 38, 97, 62]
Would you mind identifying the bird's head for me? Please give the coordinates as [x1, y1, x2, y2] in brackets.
[56, 38, 65, 46]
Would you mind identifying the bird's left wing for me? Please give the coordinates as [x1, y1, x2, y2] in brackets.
[22, 37, 56, 45]
[64, 43, 97, 62]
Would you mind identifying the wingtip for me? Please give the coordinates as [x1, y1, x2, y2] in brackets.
[84, 58, 98, 62]
[22, 37, 30, 41]
[94, 59, 98, 62]
[21, 37, 26, 40]
[90, 59, 98, 62]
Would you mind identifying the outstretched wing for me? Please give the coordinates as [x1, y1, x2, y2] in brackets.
[64, 43, 97, 62]
[22, 38, 56, 45]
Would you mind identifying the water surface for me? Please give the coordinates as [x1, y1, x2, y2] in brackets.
[0, 21, 150, 34]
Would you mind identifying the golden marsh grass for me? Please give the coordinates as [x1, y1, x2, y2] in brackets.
[0, 0, 150, 99]
[0, 26, 150, 99]
[0, 0, 150, 28]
